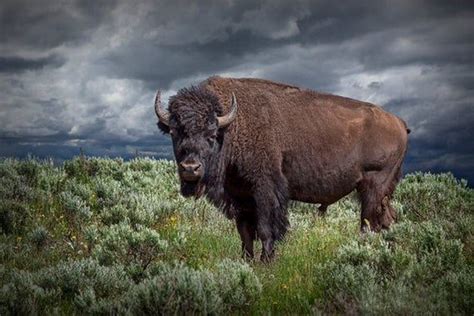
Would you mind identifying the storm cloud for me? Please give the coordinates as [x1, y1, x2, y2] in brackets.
[1, 0, 473, 182]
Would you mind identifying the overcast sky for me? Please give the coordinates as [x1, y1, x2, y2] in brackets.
[1, 0, 473, 183]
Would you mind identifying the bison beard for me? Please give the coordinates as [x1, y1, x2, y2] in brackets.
[180, 180, 205, 198]
[155, 76, 410, 262]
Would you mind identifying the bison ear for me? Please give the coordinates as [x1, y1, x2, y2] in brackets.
[157, 121, 170, 134]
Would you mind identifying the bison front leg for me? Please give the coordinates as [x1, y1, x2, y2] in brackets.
[254, 181, 289, 263]
[236, 215, 256, 260]
[257, 219, 275, 263]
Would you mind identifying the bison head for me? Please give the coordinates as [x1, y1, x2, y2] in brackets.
[155, 87, 237, 198]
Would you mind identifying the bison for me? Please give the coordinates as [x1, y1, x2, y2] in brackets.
[155, 77, 409, 262]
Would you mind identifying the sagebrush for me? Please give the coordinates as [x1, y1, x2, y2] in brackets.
[0, 157, 472, 315]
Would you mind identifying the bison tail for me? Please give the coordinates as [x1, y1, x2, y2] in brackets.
[399, 118, 411, 135]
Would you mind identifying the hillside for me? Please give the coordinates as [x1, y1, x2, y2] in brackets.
[1, 157, 473, 315]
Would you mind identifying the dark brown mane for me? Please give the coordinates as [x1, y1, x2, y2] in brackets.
[168, 86, 223, 133]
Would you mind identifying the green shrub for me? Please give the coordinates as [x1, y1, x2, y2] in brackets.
[0, 200, 31, 235]
[15, 159, 41, 186]
[64, 156, 100, 179]
[395, 172, 473, 222]
[127, 260, 261, 315]
[93, 177, 123, 208]
[123, 193, 176, 226]
[313, 220, 471, 315]
[62, 179, 94, 203]
[215, 259, 262, 308]
[93, 223, 168, 270]
[94, 158, 126, 180]
[0, 268, 55, 315]
[36, 160, 62, 195]
[100, 204, 129, 226]
[0, 158, 471, 315]
[430, 268, 474, 315]
[0, 163, 36, 202]
[39, 259, 131, 314]
[128, 263, 221, 315]
[0, 259, 132, 315]
[29, 226, 50, 250]
[128, 157, 156, 172]
[99, 192, 177, 227]
[60, 191, 92, 223]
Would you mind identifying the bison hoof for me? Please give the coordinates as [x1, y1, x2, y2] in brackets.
[260, 249, 275, 263]
[242, 252, 254, 262]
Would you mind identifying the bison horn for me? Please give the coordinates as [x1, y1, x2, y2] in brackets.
[217, 93, 238, 128]
[154, 90, 170, 126]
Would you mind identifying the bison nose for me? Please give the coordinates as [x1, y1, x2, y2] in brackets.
[179, 161, 202, 173]
[179, 161, 203, 181]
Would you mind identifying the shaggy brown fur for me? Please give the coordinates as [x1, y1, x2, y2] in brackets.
[157, 76, 409, 262]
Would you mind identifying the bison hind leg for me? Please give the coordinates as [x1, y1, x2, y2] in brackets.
[357, 168, 401, 232]
[317, 204, 328, 217]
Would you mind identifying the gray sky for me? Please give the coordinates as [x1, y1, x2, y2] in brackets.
[1, 0, 473, 183]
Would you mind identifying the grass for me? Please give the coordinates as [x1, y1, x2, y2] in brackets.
[0, 156, 473, 315]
